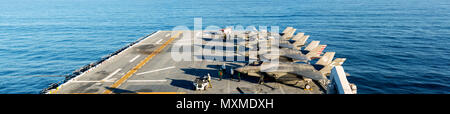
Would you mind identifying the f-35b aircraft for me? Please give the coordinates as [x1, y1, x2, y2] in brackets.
[279, 33, 309, 50]
[236, 52, 345, 79]
[260, 41, 327, 63]
[235, 27, 347, 89]
[246, 32, 326, 63]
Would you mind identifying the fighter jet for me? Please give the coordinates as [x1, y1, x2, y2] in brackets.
[260, 32, 310, 50]
[281, 27, 296, 40]
[242, 28, 325, 62]
[235, 52, 346, 84]
[242, 29, 325, 63]
[257, 41, 326, 63]
[243, 28, 305, 51]
[290, 32, 305, 41]
[279, 34, 309, 50]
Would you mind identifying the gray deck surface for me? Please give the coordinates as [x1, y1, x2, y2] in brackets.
[54, 31, 324, 94]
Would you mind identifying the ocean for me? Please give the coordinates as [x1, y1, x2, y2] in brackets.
[0, 0, 449, 94]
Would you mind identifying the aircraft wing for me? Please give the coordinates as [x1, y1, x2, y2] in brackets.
[284, 53, 308, 61]
[235, 65, 261, 73]
[280, 48, 308, 61]
[291, 70, 327, 81]
[260, 63, 327, 81]
[260, 48, 309, 62]
[279, 42, 298, 50]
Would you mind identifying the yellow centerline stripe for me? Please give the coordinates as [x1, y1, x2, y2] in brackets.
[69, 93, 97, 94]
[102, 32, 182, 94]
[63, 92, 184, 94]
[136, 92, 185, 94]
[66, 92, 184, 94]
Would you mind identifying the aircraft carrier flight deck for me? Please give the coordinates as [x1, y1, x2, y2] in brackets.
[43, 28, 356, 94]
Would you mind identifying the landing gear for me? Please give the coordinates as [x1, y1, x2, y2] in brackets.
[259, 75, 265, 84]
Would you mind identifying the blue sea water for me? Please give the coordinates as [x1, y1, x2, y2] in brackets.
[0, 0, 449, 94]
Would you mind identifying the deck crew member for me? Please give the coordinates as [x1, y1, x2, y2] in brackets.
[230, 68, 234, 80]
[218, 69, 223, 81]
[235, 72, 241, 82]
[221, 63, 226, 76]
[231, 68, 241, 82]
[207, 73, 212, 88]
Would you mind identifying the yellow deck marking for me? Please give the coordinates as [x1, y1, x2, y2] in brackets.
[102, 32, 182, 94]
[66, 92, 184, 94]
[136, 92, 185, 94]
[68, 93, 97, 94]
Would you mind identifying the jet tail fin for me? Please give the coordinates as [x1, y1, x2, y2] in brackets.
[319, 57, 347, 76]
[293, 35, 309, 47]
[304, 41, 320, 51]
[282, 28, 296, 40]
[316, 52, 335, 66]
[306, 45, 327, 59]
[282, 27, 293, 34]
[331, 58, 346, 66]
[290, 32, 304, 41]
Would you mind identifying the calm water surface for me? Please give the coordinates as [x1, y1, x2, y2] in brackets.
[0, 0, 449, 94]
